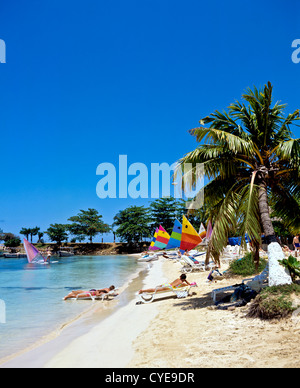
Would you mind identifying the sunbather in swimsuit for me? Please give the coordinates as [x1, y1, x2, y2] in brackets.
[64, 285, 115, 300]
[138, 274, 191, 294]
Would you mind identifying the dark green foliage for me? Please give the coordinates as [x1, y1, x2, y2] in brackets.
[247, 284, 300, 320]
[67, 209, 111, 243]
[229, 252, 268, 277]
[279, 255, 300, 282]
[113, 206, 152, 244]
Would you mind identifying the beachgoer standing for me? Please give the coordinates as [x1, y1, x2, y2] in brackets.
[46, 247, 52, 263]
[293, 234, 300, 256]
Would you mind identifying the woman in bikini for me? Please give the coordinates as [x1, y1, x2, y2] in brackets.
[138, 274, 191, 294]
[64, 285, 115, 300]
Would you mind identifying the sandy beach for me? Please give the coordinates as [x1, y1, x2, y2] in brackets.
[1, 257, 300, 368]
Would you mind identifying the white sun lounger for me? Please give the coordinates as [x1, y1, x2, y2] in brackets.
[211, 264, 269, 303]
[70, 289, 119, 302]
[180, 256, 206, 273]
[139, 285, 191, 304]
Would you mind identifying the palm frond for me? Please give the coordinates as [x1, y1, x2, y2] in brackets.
[270, 186, 300, 233]
[210, 191, 240, 254]
[274, 138, 300, 165]
[190, 127, 256, 157]
[237, 173, 262, 247]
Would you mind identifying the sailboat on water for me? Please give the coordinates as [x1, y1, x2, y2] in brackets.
[23, 239, 48, 265]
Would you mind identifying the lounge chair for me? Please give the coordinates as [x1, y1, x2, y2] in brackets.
[70, 289, 119, 302]
[138, 285, 191, 304]
[220, 245, 244, 264]
[180, 256, 206, 273]
[211, 264, 269, 303]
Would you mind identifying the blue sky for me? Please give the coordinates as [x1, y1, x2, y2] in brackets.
[0, 0, 299, 242]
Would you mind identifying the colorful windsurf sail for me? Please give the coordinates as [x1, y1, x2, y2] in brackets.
[166, 219, 182, 250]
[206, 220, 213, 241]
[23, 239, 46, 264]
[149, 228, 160, 251]
[199, 223, 206, 240]
[153, 226, 170, 250]
[180, 216, 202, 252]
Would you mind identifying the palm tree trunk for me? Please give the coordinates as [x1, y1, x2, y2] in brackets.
[258, 175, 292, 286]
[258, 179, 277, 244]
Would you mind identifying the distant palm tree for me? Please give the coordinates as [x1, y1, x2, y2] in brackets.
[177, 82, 300, 284]
[29, 227, 40, 243]
[20, 228, 31, 241]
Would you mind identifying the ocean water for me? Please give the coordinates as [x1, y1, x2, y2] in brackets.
[0, 255, 141, 360]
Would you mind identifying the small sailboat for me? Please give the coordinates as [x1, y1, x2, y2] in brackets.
[199, 223, 207, 240]
[23, 239, 48, 265]
[148, 228, 160, 252]
[180, 216, 202, 252]
[152, 226, 170, 250]
[165, 219, 182, 250]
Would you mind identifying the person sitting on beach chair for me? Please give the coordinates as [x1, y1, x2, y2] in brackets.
[64, 285, 116, 300]
[138, 274, 191, 295]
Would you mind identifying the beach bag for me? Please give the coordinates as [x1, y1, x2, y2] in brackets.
[208, 269, 224, 282]
[231, 284, 257, 303]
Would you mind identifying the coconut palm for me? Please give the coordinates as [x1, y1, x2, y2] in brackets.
[20, 228, 31, 241]
[176, 82, 300, 284]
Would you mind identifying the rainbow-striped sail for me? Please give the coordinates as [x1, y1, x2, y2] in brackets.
[153, 226, 170, 250]
[149, 228, 160, 251]
[23, 239, 46, 264]
[166, 219, 182, 250]
[206, 220, 213, 241]
[180, 216, 202, 252]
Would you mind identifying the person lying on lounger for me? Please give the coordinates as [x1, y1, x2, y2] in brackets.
[64, 285, 116, 300]
[138, 274, 191, 295]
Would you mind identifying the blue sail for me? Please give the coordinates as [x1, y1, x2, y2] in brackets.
[165, 219, 182, 250]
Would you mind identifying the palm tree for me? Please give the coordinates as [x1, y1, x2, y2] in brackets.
[20, 228, 31, 241]
[29, 227, 40, 243]
[177, 82, 300, 285]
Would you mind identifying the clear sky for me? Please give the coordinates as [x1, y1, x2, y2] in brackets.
[0, 0, 299, 242]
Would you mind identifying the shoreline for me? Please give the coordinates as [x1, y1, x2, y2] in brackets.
[0, 259, 163, 368]
[2, 257, 299, 368]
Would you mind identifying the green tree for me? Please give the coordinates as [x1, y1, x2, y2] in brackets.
[67, 209, 110, 243]
[29, 227, 40, 243]
[113, 206, 152, 244]
[37, 232, 44, 243]
[149, 197, 178, 234]
[177, 82, 300, 281]
[46, 224, 68, 245]
[3, 234, 21, 248]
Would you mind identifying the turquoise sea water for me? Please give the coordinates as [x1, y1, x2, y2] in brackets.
[0, 255, 140, 360]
